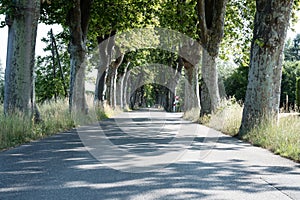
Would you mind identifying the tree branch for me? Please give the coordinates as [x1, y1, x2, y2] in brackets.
[196, 0, 208, 46]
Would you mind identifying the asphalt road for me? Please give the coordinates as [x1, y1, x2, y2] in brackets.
[0, 109, 299, 200]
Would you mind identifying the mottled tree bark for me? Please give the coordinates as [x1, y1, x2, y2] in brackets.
[184, 61, 200, 111]
[200, 49, 219, 115]
[200, 80, 211, 115]
[105, 52, 124, 108]
[239, 0, 294, 135]
[179, 40, 201, 112]
[196, 0, 227, 115]
[119, 61, 130, 109]
[94, 32, 115, 104]
[4, 0, 40, 116]
[123, 68, 131, 109]
[68, 0, 92, 113]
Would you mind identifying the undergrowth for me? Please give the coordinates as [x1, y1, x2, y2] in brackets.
[0, 97, 118, 151]
[192, 98, 300, 162]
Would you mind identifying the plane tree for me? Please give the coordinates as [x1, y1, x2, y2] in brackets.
[1, 0, 41, 120]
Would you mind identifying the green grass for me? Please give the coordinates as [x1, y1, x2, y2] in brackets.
[242, 116, 300, 162]
[196, 98, 300, 162]
[0, 98, 111, 151]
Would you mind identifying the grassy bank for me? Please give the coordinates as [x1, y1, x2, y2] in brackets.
[0, 98, 116, 151]
[242, 115, 300, 162]
[184, 99, 300, 162]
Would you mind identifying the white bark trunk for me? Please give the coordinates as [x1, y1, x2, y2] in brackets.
[184, 63, 200, 111]
[201, 49, 221, 113]
[119, 62, 130, 109]
[68, 0, 91, 114]
[4, 0, 40, 115]
[94, 34, 114, 103]
[239, 0, 293, 135]
[123, 69, 131, 109]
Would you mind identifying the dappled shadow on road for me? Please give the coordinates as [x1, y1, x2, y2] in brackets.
[0, 112, 299, 199]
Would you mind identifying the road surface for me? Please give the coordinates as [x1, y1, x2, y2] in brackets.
[0, 109, 299, 200]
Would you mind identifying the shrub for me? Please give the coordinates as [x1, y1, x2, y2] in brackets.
[296, 77, 300, 109]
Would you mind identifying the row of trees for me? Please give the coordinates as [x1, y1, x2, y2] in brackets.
[0, 0, 299, 136]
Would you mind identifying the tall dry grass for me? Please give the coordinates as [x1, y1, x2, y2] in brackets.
[0, 97, 113, 150]
[186, 98, 300, 162]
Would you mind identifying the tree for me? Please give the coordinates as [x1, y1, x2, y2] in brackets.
[35, 31, 70, 103]
[67, 0, 92, 113]
[40, 0, 92, 113]
[159, 0, 200, 112]
[0, 60, 4, 103]
[196, 0, 228, 116]
[296, 77, 300, 109]
[221, 0, 255, 66]
[3, 0, 40, 116]
[239, 0, 294, 135]
[93, 0, 161, 108]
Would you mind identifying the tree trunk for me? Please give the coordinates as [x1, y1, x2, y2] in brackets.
[123, 69, 131, 109]
[107, 54, 124, 108]
[94, 33, 115, 104]
[116, 74, 122, 107]
[184, 61, 200, 111]
[129, 70, 145, 109]
[200, 79, 211, 116]
[201, 49, 220, 115]
[166, 58, 183, 112]
[196, 0, 227, 114]
[239, 0, 293, 136]
[218, 76, 227, 99]
[68, 0, 92, 114]
[4, 0, 40, 116]
[120, 61, 130, 109]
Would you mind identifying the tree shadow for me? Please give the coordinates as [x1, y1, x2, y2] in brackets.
[0, 111, 299, 199]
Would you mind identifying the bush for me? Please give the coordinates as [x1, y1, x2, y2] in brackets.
[296, 77, 300, 109]
[280, 61, 300, 110]
[224, 66, 249, 102]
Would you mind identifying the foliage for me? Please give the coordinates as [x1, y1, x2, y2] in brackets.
[280, 61, 300, 109]
[284, 34, 300, 61]
[90, 0, 161, 37]
[224, 66, 249, 102]
[0, 0, 16, 27]
[291, 0, 300, 30]
[158, 0, 198, 39]
[296, 77, 300, 109]
[221, 0, 255, 66]
[40, 0, 71, 26]
[35, 31, 70, 103]
[222, 62, 300, 109]
[0, 60, 4, 104]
